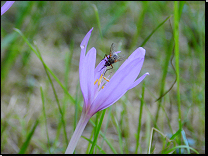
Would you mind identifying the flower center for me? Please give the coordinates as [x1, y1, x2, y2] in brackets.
[94, 74, 110, 89]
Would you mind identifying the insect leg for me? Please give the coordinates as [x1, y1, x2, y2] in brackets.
[102, 54, 108, 61]
[104, 64, 113, 76]
[99, 65, 105, 72]
[110, 64, 113, 70]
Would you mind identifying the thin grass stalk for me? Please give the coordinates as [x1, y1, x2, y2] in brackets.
[13, 28, 76, 104]
[111, 114, 123, 154]
[33, 43, 69, 147]
[135, 82, 145, 153]
[40, 86, 51, 154]
[92, 4, 103, 39]
[89, 109, 106, 154]
[174, 1, 182, 148]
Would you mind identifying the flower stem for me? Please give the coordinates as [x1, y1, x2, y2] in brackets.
[65, 111, 91, 154]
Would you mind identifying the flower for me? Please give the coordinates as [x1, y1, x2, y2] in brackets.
[79, 27, 149, 116]
[1, 1, 15, 16]
[65, 27, 149, 154]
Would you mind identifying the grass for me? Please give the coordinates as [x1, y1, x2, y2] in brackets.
[1, 1, 205, 154]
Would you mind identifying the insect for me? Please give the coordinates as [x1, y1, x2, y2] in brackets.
[100, 43, 125, 75]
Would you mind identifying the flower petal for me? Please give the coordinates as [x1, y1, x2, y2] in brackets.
[80, 27, 93, 50]
[89, 58, 143, 115]
[114, 51, 121, 54]
[128, 47, 145, 61]
[79, 28, 94, 108]
[79, 28, 93, 74]
[116, 47, 145, 74]
[94, 59, 105, 81]
[98, 72, 149, 112]
[79, 47, 96, 109]
[128, 72, 149, 90]
[1, 1, 15, 16]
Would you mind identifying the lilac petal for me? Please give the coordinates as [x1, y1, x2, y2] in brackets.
[80, 27, 93, 51]
[98, 72, 149, 112]
[116, 47, 145, 74]
[1, 1, 15, 16]
[128, 47, 145, 61]
[114, 51, 121, 54]
[94, 59, 105, 81]
[128, 72, 149, 90]
[79, 28, 94, 106]
[89, 58, 143, 115]
[79, 47, 96, 108]
[79, 28, 93, 74]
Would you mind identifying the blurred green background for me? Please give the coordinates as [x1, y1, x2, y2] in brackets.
[1, 1, 205, 154]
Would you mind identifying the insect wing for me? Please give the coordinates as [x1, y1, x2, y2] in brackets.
[110, 43, 126, 62]
[110, 43, 116, 57]
[116, 53, 126, 62]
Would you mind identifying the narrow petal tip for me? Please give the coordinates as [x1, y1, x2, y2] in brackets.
[127, 72, 149, 90]
[80, 45, 85, 49]
[80, 27, 94, 49]
[1, 1, 15, 16]
[90, 27, 94, 31]
[138, 47, 146, 57]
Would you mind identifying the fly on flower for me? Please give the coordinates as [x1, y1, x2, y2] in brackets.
[100, 43, 125, 75]
[65, 27, 149, 154]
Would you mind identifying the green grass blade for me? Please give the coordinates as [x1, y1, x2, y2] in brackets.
[13, 28, 69, 147]
[89, 109, 106, 154]
[34, 43, 68, 147]
[135, 82, 145, 153]
[164, 145, 199, 154]
[18, 119, 39, 154]
[82, 136, 106, 154]
[111, 113, 123, 154]
[13, 28, 76, 105]
[99, 133, 118, 154]
[154, 41, 174, 124]
[178, 1, 186, 21]
[86, 126, 95, 153]
[92, 4, 102, 39]
[140, 15, 172, 47]
[165, 128, 181, 150]
[40, 86, 51, 154]
[174, 1, 182, 149]
[170, 129, 181, 140]
[96, 106, 117, 154]
[121, 97, 130, 154]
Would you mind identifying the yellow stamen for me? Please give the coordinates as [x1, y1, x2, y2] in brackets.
[98, 74, 103, 86]
[94, 79, 98, 85]
[103, 76, 110, 82]
[94, 74, 110, 89]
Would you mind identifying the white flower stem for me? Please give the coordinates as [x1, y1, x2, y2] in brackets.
[65, 111, 91, 154]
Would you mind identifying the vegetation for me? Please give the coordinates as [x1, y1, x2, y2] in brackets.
[1, 1, 204, 154]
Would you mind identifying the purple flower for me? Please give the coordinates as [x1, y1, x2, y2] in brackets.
[65, 27, 149, 154]
[1, 1, 15, 16]
[79, 27, 149, 117]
